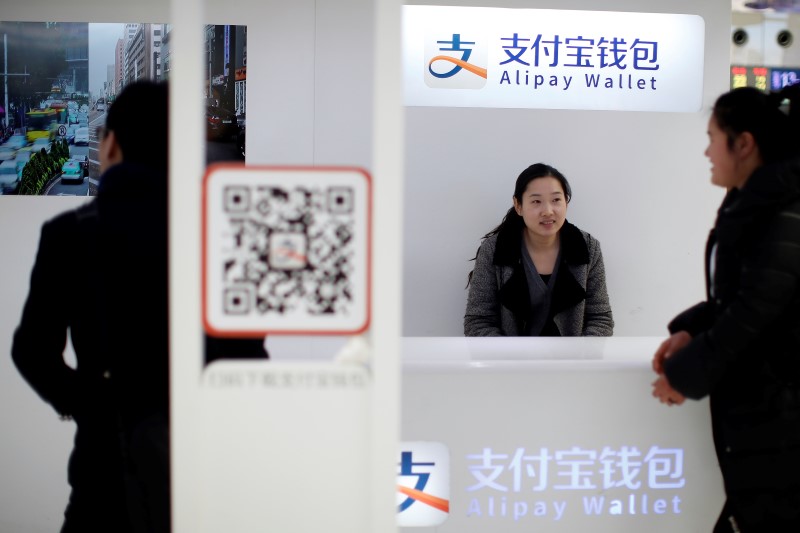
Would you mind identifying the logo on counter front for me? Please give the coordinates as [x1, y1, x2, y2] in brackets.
[398, 441, 450, 526]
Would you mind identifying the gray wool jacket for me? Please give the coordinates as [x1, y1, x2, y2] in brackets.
[464, 220, 613, 336]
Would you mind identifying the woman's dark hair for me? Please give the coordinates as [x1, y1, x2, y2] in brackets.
[466, 163, 571, 286]
[712, 85, 800, 164]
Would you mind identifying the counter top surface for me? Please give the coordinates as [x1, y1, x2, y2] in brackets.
[402, 336, 664, 370]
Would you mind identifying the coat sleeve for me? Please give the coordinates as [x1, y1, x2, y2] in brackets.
[664, 208, 800, 399]
[667, 301, 713, 336]
[11, 216, 86, 417]
[464, 238, 504, 336]
[581, 236, 614, 336]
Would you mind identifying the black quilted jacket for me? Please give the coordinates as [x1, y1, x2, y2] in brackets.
[664, 158, 800, 492]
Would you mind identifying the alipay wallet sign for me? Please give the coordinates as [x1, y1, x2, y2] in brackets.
[402, 6, 705, 112]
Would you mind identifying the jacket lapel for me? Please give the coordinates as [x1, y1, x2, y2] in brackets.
[498, 265, 531, 320]
[550, 266, 586, 315]
[551, 222, 588, 316]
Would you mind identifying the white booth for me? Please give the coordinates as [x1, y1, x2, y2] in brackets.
[0, 0, 735, 531]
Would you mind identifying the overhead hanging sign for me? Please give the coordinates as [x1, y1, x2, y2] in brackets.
[402, 6, 705, 112]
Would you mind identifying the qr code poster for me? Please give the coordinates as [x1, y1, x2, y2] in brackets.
[203, 165, 371, 336]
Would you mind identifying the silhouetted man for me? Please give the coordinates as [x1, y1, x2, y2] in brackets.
[13, 81, 170, 533]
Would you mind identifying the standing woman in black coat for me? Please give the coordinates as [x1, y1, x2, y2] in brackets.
[652, 86, 800, 531]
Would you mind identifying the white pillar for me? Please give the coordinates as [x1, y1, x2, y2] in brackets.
[168, 0, 205, 531]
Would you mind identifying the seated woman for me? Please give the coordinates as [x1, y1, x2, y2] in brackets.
[464, 163, 613, 336]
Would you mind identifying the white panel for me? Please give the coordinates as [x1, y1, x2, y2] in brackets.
[371, 0, 405, 531]
[763, 13, 793, 66]
[0, 0, 170, 22]
[0, 197, 86, 533]
[731, 12, 765, 66]
[240, 0, 316, 165]
[314, 0, 374, 167]
[168, 0, 206, 532]
[198, 361, 371, 532]
[785, 14, 800, 65]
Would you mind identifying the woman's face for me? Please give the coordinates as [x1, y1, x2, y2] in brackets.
[705, 116, 743, 189]
[513, 176, 567, 240]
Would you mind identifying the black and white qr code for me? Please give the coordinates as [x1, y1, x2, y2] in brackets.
[205, 167, 370, 335]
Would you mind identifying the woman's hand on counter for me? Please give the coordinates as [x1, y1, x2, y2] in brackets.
[651, 331, 692, 374]
[651, 375, 686, 406]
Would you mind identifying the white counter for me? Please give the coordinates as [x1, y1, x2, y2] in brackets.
[400, 337, 724, 532]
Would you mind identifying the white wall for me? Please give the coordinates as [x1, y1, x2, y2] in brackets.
[0, 1, 374, 531]
[402, 0, 731, 337]
[0, 198, 81, 533]
[731, 11, 800, 67]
